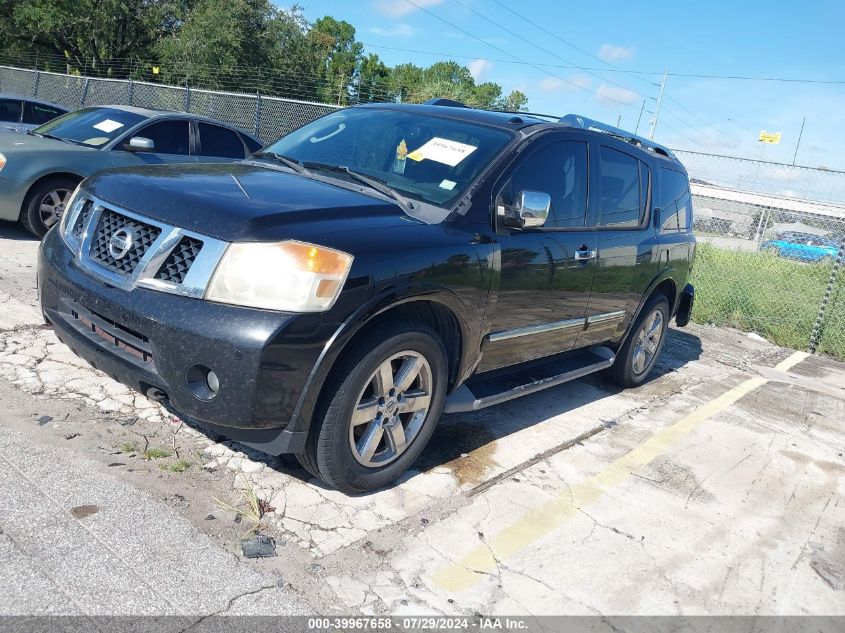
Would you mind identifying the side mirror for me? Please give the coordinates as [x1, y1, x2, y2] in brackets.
[125, 136, 155, 152]
[501, 190, 551, 229]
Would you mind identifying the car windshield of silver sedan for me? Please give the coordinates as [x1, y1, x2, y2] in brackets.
[30, 107, 146, 148]
[258, 108, 513, 212]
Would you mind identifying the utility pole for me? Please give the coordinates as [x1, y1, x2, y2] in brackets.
[649, 67, 668, 140]
[634, 100, 645, 134]
[792, 117, 806, 166]
[616, 114, 622, 128]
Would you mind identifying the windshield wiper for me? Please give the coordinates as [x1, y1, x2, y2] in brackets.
[301, 161, 415, 212]
[251, 151, 309, 175]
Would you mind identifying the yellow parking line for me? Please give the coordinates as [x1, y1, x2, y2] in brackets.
[432, 351, 809, 593]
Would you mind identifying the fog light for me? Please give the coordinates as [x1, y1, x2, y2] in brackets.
[186, 364, 219, 400]
[206, 370, 219, 394]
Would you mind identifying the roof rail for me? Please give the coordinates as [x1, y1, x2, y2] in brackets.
[559, 114, 677, 160]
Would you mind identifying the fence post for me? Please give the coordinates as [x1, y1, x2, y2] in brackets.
[183, 82, 191, 112]
[79, 77, 89, 108]
[254, 92, 261, 139]
[31, 70, 40, 97]
[808, 236, 845, 353]
[128, 78, 134, 105]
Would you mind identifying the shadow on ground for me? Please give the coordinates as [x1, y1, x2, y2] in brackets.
[0, 220, 37, 241]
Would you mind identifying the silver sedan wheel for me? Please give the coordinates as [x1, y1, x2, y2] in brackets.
[39, 187, 71, 228]
[632, 309, 665, 375]
[348, 350, 433, 468]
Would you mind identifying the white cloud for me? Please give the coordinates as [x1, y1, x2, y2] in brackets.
[467, 59, 492, 81]
[598, 44, 635, 63]
[369, 23, 415, 37]
[595, 84, 639, 106]
[373, 0, 443, 18]
[540, 74, 591, 92]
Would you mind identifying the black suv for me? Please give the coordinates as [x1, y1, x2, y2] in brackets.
[39, 102, 696, 493]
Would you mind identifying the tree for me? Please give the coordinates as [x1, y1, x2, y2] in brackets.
[496, 90, 528, 112]
[156, 0, 278, 89]
[0, 0, 184, 75]
[311, 16, 362, 104]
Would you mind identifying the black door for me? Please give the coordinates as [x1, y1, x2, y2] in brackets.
[479, 133, 598, 372]
[576, 141, 660, 348]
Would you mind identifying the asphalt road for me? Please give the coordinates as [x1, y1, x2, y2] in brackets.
[1, 219, 844, 620]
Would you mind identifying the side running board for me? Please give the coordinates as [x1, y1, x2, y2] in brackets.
[443, 346, 615, 414]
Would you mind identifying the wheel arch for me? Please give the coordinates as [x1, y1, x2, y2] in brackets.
[20, 171, 84, 217]
[289, 291, 477, 438]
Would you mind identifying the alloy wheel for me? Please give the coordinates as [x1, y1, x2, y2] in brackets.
[39, 188, 71, 229]
[632, 309, 665, 375]
[348, 350, 433, 467]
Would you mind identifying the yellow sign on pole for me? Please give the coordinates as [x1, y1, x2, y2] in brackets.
[759, 130, 781, 144]
[152, 66, 160, 75]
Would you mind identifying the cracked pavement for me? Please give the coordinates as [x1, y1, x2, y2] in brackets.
[1, 221, 844, 616]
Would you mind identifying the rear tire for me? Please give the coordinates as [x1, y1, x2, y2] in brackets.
[296, 320, 447, 494]
[20, 177, 78, 239]
[607, 294, 670, 388]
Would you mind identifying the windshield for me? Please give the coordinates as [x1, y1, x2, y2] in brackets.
[261, 108, 513, 210]
[32, 107, 146, 148]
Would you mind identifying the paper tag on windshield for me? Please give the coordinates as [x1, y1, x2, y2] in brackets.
[93, 119, 124, 133]
[439, 179, 457, 190]
[407, 137, 477, 167]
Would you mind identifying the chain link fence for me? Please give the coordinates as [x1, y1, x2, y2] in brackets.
[676, 150, 845, 360]
[0, 65, 336, 143]
[2, 65, 844, 360]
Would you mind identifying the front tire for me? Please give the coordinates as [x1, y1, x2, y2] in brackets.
[608, 294, 670, 388]
[297, 321, 447, 494]
[20, 177, 78, 238]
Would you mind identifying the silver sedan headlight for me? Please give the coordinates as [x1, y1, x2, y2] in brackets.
[205, 240, 353, 312]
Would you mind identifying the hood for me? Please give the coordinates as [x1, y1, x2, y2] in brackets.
[0, 132, 96, 154]
[83, 162, 412, 242]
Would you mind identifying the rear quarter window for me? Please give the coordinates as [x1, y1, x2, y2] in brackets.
[658, 167, 691, 232]
[198, 123, 247, 159]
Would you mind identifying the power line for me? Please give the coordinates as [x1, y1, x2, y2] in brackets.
[448, 0, 655, 103]
[401, 0, 641, 109]
[360, 43, 845, 85]
[487, 0, 658, 90]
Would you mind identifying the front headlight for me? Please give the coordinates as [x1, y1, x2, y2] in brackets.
[0, 152, 6, 172]
[205, 240, 353, 312]
[58, 184, 83, 243]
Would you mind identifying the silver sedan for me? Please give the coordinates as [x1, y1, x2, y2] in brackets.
[0, 105, 262, 236]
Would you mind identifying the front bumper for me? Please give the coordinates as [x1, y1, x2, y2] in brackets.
[38, 229, 340, 454]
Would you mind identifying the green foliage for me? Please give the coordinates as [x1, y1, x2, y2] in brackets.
[0, 1, 530, 109]
[143, 447, 173, 460]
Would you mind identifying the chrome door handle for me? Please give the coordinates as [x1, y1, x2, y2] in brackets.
[574, 249, 596, 261]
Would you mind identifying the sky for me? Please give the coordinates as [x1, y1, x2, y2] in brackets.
[286, 0, 845, 171]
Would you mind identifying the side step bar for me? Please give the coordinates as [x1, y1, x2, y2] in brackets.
[443, 346, 615, 414]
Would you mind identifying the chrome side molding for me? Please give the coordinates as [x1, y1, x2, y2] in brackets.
[488, 317, 585, 342]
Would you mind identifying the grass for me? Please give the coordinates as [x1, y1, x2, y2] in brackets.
[161, 459, 191, 473]
[119, 441, 137, 454]
[213, 479, 275, 538]
[690, 242, 845, 360]
[143, 447, 173, 460]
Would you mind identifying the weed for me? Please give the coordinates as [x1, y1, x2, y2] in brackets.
[119, 441, 137, 454]
[213, 478, 274, 537]
[161, 459, 191, 473]
[143, 447, 173, 460]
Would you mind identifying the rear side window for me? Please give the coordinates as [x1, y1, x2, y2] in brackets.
[136, 120, 191, 155]
[0, 99, 21, 123]
[198, 123, 247, 158]
[598, 146, 641, 228]
[23, 102, 66, 125]
[658, 168, 691, 232]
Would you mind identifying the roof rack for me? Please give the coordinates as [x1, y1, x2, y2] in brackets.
[559, 114, 677, 160]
